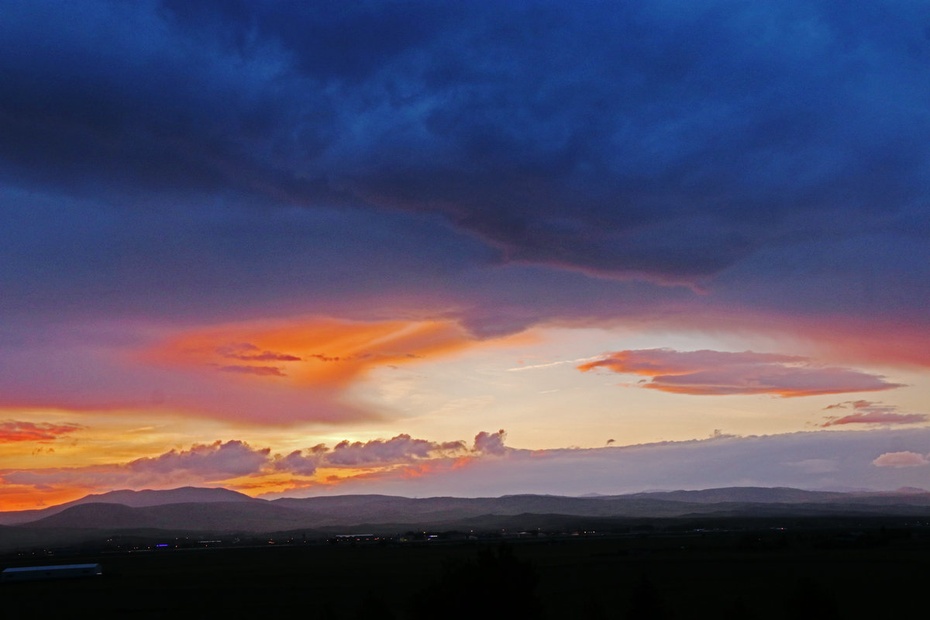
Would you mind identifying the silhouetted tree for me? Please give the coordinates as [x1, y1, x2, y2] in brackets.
[409, 543, 544, 620]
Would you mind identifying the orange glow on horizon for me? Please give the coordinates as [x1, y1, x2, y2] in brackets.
[0, 485, 91, 513]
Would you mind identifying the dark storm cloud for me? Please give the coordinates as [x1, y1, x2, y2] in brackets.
[1, 0, 929, 336]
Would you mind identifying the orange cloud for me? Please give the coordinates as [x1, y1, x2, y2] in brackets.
[579, 348, 902, 397]
[146, 317, 483, 389]
[78, 315, 537, 424]
[0, 420, 82, 443]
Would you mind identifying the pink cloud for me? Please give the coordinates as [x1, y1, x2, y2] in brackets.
[0, 420, 82, 443]
[872, 452, 930, 468]
[821, 400, 929, 427]
[578, 348, 902, 397]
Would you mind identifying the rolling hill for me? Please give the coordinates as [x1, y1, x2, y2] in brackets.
[2, 486, 929, 554]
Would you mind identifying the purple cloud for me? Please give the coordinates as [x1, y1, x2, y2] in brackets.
[126, 440, 271, 477]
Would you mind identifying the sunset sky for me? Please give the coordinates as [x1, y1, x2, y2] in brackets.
[2, 0, 930, 511]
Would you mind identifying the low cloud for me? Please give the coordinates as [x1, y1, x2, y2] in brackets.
[325, 433, 467, 467]
[822, 400, 929, 427]
[579, 349, 902, 397]
[0, 420, 82, 443]
[126, 440, 271, 477]
[872, 452, 930, 468]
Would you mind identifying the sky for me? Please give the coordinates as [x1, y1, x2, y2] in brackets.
[2, 0, 930, 511]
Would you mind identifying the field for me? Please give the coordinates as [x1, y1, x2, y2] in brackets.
[2, 522, 929, 619]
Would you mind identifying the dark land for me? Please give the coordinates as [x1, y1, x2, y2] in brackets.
[2, 487, 930, 619]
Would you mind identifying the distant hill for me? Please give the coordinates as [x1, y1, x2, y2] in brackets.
[623, 486, 846, 504]
[2, 485, 930, 554]
[25, 501, 312, 532]
[0, 486, 256, 526]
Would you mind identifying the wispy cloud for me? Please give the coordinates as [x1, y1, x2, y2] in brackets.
[822, 400, 929, 427]
[578, 349, 902, 397]
[507, 356, 604, 372]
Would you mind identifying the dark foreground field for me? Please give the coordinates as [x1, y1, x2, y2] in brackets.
[2, 523, 929, 619]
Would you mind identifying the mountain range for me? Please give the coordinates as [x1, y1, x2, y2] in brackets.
[2, 486, 929, 554]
